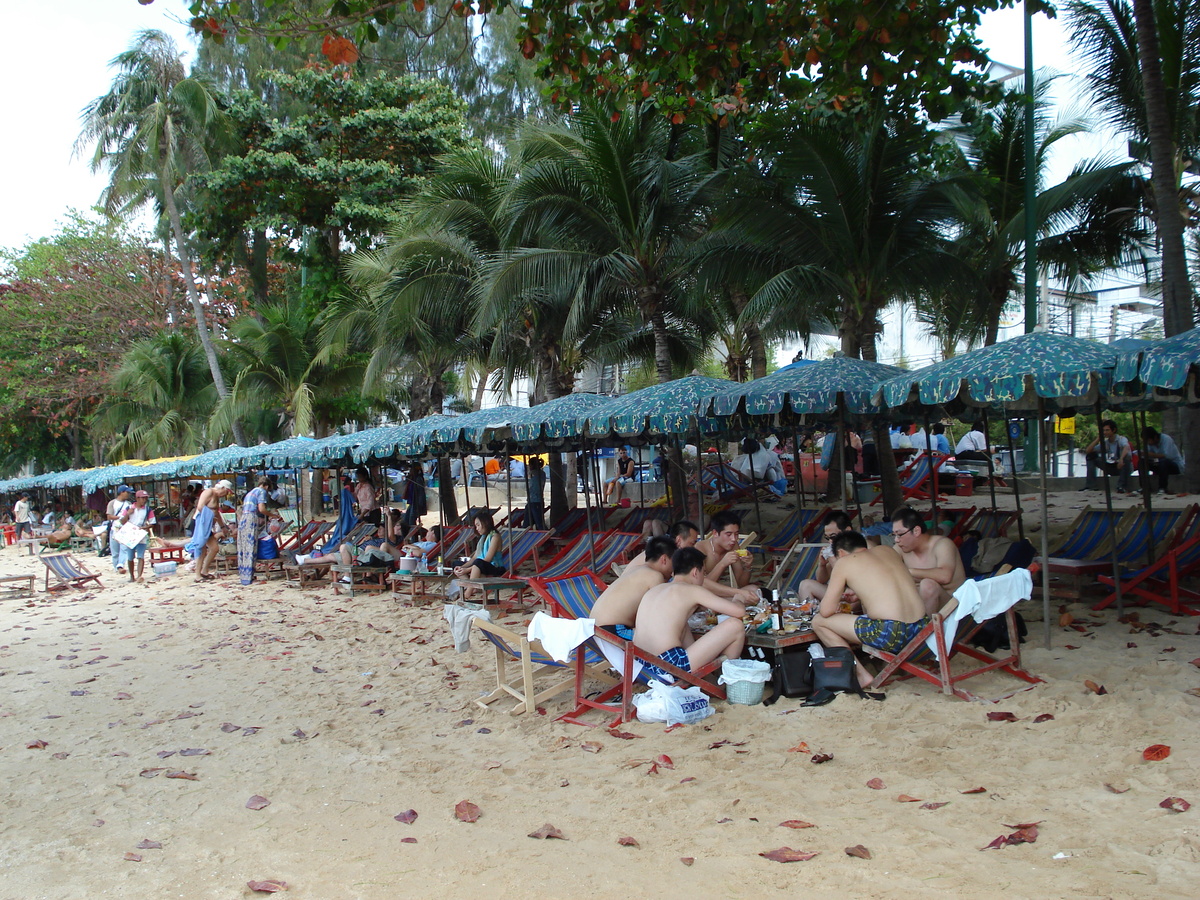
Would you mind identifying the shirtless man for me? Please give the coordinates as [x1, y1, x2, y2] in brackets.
[627, 520, 699, 568]
[185, 480, 235, 581]
[890, 506, 966, 615]
[590, 536, 676, 638]
[810, 531, 930, 688]
[798, 510, 854, 604]
[695, 510, 759, 603]
[634, 547, 747, 681]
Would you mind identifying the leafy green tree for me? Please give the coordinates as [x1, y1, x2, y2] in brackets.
[91, 330, 218, 461]
[0, 213, 174, 467]
[77, 30, 240, 438]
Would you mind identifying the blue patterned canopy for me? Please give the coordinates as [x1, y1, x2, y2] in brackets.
[428, 406, 526, 449]
[508, 393, 613, 445]
[877, 331, 1119, 413]
[706, 357, 903, 418]
[1115, 326, 1200, 391]
[582, 375, 734, 439]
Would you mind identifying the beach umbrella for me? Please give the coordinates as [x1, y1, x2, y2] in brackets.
[507, 393, 613, 448]
[1113, 326, 1200, 401]
[428, 406, 527, 451]
[175, 444, 247, 478]
[352, 415, 457, 463]
[581, 375, 734, 440]
[707, 356, 902, 419]
[875, 330, 1127, 648]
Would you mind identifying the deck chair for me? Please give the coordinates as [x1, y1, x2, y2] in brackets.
[699, 461, 777, 504]
[535, 529, 617, 579]
[498, 528, 552, 575]
[866, 568, 1042, 702]
[865, 452, 949, 505]
[765, 543, 825, 594]
[1040, 506, 1133, 561]
[583, 531, 642, 577]
[939, 506, 977, 543]
[964, 508, 1018, 541]
[527, 572, 727, 726]
[471, 615, 615, 715]
[551, 507, 612, 542]
[615, 507, 668, 534]
[1093, 504, 1200, 614]
[41, 553, 104, 592]
[278, 519, 319, 553]
[1042, 507, 1185, 598]
[760, 507, 831, 553]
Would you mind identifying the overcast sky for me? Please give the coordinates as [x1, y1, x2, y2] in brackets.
[0, 2, 1120, 255]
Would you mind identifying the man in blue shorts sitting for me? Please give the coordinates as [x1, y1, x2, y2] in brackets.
[810, 531, 931, 689]
[634, 547, 748, 683]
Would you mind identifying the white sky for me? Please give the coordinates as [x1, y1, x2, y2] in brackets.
[0, 3, 1122, 254]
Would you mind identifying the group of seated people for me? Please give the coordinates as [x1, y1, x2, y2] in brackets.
[589, 503, 1023, 691]
[294, 507, 442, 583]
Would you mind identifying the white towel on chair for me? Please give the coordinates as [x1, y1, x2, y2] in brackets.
[932, 568, 1033, 658]
[443, 604, 491, 652]
[527, 612, 594, 663]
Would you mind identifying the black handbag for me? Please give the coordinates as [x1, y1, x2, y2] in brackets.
[811, 647, 858, 694]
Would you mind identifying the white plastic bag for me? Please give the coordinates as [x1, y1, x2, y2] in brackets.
[633, 681, 714, 725]
[717, 658, 771, 685]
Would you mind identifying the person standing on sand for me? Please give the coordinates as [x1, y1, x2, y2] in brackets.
[13, 492, 32, 540]
[237, 476, 272, 585]
[115, 490, 156, 583]
[186, 480, 234, 582]
[525, 456, 547, 530]
[105, 486, 133, 572]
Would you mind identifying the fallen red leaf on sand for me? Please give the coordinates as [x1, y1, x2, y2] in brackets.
[400, 837, 417, 844]
[1059, 612, 1074, 627]
[1127, 642, 1138, 648]
[139, 768, 166, 778]
[897, 794, 922, 802]
[787, 741, 810, 753]
[220, 723, 240, 733]
[1160, 797, 1191, 812]
[394, 809, 417, 824]
[1189, 658, 1200, 667]
[246, 795, 271, 810]
[664, 724, 685, 733]
[810, 753, 833, 764]
[124, 852, 143, 862]
[866, 778, 885, 790]
[1084, 679, 1108, 695]
[1063, 645, 1080, 650]
[1143, 744, 1171, 761]
[580, 741, 602, 753]
[845, 844, 872, 859]
[1005, 823, 1040, 844]
[607, 729, 641, 740]
[779, 820, 816, 829]
[26, 740, 48, 750]
[1104, 782, 1130, 794]
[960, 786, 987, 794]
[980, 835, 1010, 851]
[165, 771, 198, 780]
[680, 776, 696, 783]
[760, 847, 820, 862]
[655, 754, 674, 769]
[618, 836, 640, 847]
[455, 800, 482, 822]
[247, 881, 288, 893]
[986, 711, 1018, 722]
[920, 802, 949, 810]
[528, 823, 567, 840]
[716, 817, 733, 824]
[135, 839, 162, 850]
[1033, 714, 1055, 723]
[680, 857, 694, 866]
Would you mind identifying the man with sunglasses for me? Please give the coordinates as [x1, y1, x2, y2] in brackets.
[798, 510, 854, 605]
[890, 506, 965, 616]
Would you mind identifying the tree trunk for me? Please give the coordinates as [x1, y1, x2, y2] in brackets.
[249, 229, 270, 306]
[730, 285, 768, 379]
[650, 308, 673, 384]
[540, 355, 576, 523]
[1132, 0, 1200, 491]
[162, 177, 247, 446]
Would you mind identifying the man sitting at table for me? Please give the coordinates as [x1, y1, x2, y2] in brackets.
[695, 510, 759, 603]
[590, 536, 676, 639]
[798, 510, 855, 605]
[634, 547, 748, 681]
[810, 531, 930, 689]
[628, 519, 698, 566]
[890, 505, 965, 616]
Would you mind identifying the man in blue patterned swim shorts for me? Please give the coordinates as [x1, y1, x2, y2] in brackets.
[811, 531, 930, 689]
[634, 547, 748, 683]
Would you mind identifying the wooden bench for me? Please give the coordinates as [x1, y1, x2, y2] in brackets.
[330, 564, 391, 597]
[0, 574, 35, 599]
[283, 563, 331, 589]
[15, 537, 46, 556]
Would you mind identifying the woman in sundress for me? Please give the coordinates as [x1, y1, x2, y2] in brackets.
[237, 475, 273, 585]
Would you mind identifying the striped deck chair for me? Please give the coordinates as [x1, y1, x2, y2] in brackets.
[698, 461, 776, 503]
[278, 519, 317, 552]
[760, 507, 831, 553]
[535, 530, 617, 579]
[498, 529, 552, 574]
[765, 543, 826, 594]
[551, 507, 612, 542]
[867, 452, 949, 505]
[965, 508, 1018, 541]
[1040, 507, 1132, 560]
[1043, 507, 1186, 598]
[41, 553, 104, 592]
[866, 568, 1042, 702]
[939, 506, 977, 543]
[615, 507, 668, 534]
[471, 616, 615, 715]
[527, 572, 727, 726]
[1094, 505, 1200, 614]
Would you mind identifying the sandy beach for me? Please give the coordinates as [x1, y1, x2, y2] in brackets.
[3, 491, 1200, 899]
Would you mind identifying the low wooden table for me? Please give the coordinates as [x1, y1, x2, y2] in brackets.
[462, 576, 532, 611]
[0, 573, 35, 599]
[330, 564, 390, 597]
[746, 627, 818, 651]
[283, 563, 331, 589]
[149, 545, 185, 564]
[389, 570, 454, 603]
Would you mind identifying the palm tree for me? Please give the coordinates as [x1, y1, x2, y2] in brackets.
[944, 75, 1150, 346]
[77, 30, 243, 441]
[92, 330, 217, 461]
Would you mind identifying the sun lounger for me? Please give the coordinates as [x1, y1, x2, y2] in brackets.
[1042, 507, 1186, 598]
[534, 530, 618, 579]
[41, 553, 104, 592]
[866, 568, 1042, 702]
[760, 507, 831, 553]
[1094, 505, 1200, 614]
[765, 543, 825, 594]
[528, 571, 727, 726]
[963, 508, 1017, 540]
[863, 452, 950, 506]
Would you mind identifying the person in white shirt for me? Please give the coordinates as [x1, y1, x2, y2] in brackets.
[115, 490, 157, 583]
[1084, 419, 1133, 492]
[954, 423, 991, 465]
[13, 493, 33, 539]
[734, 438, 788, 496]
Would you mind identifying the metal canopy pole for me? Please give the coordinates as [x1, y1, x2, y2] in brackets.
[980, 407, 1000, 511]
[1094, 399, 1124, 614]
[1003, 411, 1027, 542]
[1037, 401, 1053, 649]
